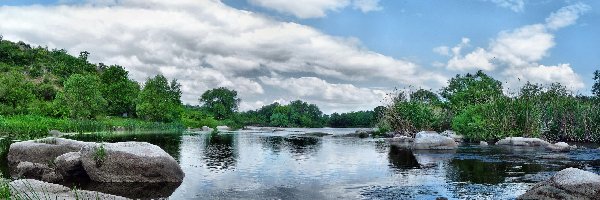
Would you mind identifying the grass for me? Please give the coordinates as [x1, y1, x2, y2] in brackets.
[2, 179, 114, 199]
[93, 144, 106, 167]
[0, 115, 185, 140]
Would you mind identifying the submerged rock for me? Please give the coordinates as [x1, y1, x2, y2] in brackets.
[495, 137, 550, 147]
[538, 154, 569, 160]
[413, 131, 458, 150]
[302, 132, 333, 137]
[9, 179, 129, 200]
[518, 168, 600, 200]
[81, 142, 184, 183]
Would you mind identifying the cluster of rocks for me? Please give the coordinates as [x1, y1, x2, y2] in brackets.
[388, 131, 458, 150]
[518, 168, 600, 200]
[9, 179, 129, 200]
[8, 137, 184, 184]
[495, 137, 578, 152]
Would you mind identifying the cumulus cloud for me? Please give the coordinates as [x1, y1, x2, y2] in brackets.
[260, 76, 386, 113]
[437, 3, 589, 91]
[248, 0, 381, 18]
[0, 0, 430, 113]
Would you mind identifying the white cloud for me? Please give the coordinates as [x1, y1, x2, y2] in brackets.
[545, 2, 591, 30]
[247, 0, 381, 19]
[0, 0, 430, 113]
[260, 76, 386, 113]
[485, 0, 525, 12]
[438, 3, 588, 91]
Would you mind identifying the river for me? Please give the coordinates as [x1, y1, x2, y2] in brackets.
[9, 128, 600, 199]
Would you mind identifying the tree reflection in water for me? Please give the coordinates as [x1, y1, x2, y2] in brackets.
[203, 133, 238, 171]
[387, 145, 420, 170]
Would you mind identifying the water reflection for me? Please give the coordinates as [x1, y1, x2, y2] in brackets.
[284, 136, 321, 157]
[387, 145, 419, 170]
[203, 133, 238, 171]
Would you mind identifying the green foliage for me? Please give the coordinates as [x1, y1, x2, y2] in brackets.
[136, 75, 182, 122]
[57, 74, 107, 119]
[94, 143, 106, 167]
[328, 111, 376, 128]
[593, 70, 600, 97]
[0, 71, 35, 114]
[440, 70, 503, 112]
[100, 65, 140, 117]
[199, 87, 240, 120]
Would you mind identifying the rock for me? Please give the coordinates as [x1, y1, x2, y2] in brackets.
[13, 161, 62, 183]
[480, 141, 489, 146]
[273, 128, 285, 132]
[49, 130, 62, 137]
[201, 126, 213, 132]
[412, 131, 458, 150]
[440, 130, 463, 142]
[518, 168, 600, 200]
[216, 126, 230, 131]
[302, 132, 333, 137]
[495, 137, 550, 147]
[436, 197, 449, 200]
[54, 152, 84, 178]
[9, 179, 129, 200]
[81, 142, 184, 183]
[355, 129, 374, 138]
[545, 142, 574, 152]
[387, 136, 414, 149]
[8, 137, 90, 166]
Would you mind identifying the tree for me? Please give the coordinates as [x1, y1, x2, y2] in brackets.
[100, 65, 140, 116]
[199, 87, 240, 120]
[56, 74, 106, 119]
[440, 70, 503, 111]
[410, 89, 440, 104]
[593, 70, 600, 97]
[0, 71, 35, 114]
[136, 75, 182, 122]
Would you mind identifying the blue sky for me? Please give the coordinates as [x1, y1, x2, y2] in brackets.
[0, 0, 598, 113]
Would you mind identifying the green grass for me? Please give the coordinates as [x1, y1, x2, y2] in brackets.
[0, 115, 185, 140]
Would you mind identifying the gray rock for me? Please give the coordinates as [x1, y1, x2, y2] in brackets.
[216, 126, 230, 131]
[518, 168, 600, 200]
[440, 130, 463, 142]
[8, 137, 90, 166]
[495, 137, 550, 147]
[302, 132, 333, 137]
[81, 142, 184, 183]
[545, 142, 574, 152]
[480, 141, 489, 146]
[13, 161, 62, 183]
[355, 129, 374, 138]
[201, 126, 213, 132]
[413, 131, 458, 150]
[55, 152, 84, 178]
[9, 179, 129, 200]
[49, 130, 62, 137]
[387, 136, 414, 149]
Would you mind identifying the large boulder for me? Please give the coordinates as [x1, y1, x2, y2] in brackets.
[216, 126, 230, 131]
[413, 131, 458, 150]
[7, 137, 89, 166]
[387, 136, 414, 149]
[54, 152, 85, 178]
[518, 168, 600, 200]
[9, 179, 129, 200]
[81, 142, 184, 183]
[495, 137, 550, 147]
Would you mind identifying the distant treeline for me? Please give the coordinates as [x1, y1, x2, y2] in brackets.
[0, 38, 377, 138]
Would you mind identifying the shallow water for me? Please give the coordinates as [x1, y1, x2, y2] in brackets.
[8, 128, 600, 199]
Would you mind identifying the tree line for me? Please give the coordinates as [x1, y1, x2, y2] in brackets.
[0, 38, 377, 130]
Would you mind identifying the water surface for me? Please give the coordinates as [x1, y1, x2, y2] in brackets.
[21, 128, 600, 199]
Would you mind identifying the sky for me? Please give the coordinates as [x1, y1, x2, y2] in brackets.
[0, 0, 598, 114]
